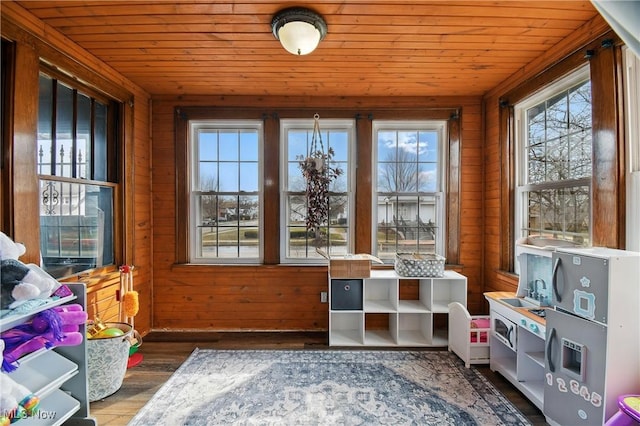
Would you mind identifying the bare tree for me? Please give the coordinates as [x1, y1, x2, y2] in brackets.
[379, 149, 419, 193]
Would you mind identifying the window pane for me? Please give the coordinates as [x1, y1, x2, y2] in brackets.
[199, 162, 218, 191]
[564, 187, 589, 245]
[39, 180, 114, 278]
[546, 136, 568, 181]
[418, 163, 438, 192]
[56, 83, 74, 178]
[219, 163, 239, 192]
[329, 161, 348, 192]
[287, 162, 304, 192]
[527, 103, 546, 145]
[328, 131, 348, 162]
[568, 82, 591, 133]
[76, 94, 91, 179]
[418, 131, 438, 162]
[546, 92, 568, 140]
[569, 133, 592, 179]
[288, 130, 308, 161]
[219, 130, 239, 161]
[198, 194, 218, 226]
[94, 101, 108, 182]
[199, 131, 218, 161]
[239, 162, 258, 192]
[240, 131, 258, 161]
[527, 142, 545, 184]
[38, 75, 53, 175]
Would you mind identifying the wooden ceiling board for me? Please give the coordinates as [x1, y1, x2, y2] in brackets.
[13, 0, 601, 97]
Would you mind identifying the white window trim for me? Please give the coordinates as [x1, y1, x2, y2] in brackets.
[624, 47, 640, 251]
[188, 119, 264, 264]
[370, 120, 447, 260]
[279, 118, 356, 264]
[514, 65, 591, 271]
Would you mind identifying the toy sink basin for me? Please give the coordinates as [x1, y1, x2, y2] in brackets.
[500, 297, 538, 309]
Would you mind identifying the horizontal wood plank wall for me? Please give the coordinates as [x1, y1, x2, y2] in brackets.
[1, 4, 153, 335]
[481, 14, 611, 298]
[151, 95, 484, 331]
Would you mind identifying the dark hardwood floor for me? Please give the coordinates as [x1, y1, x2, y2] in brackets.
[89, 332, 548, 425]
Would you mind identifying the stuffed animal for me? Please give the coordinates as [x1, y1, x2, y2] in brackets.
[1, 304, 87, 372]
[0, 232, 58, 310]
[0, 341, 40, 423]
[0, 373, 40, 422]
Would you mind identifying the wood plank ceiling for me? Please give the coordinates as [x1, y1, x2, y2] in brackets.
[15, 1, 600, 97]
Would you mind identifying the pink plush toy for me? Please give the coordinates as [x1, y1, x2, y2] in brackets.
[1, 304, 87, 372]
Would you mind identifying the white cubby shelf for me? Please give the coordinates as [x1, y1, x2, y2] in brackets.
[328, 270, 467, 347]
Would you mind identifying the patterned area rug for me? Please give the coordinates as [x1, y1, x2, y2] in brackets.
[128, 349, 531, 425]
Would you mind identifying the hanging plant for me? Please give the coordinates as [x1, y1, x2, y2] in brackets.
[298, 114, 343, 234]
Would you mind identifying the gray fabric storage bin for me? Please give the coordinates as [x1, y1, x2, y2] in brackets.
[331, 279, 363, 310]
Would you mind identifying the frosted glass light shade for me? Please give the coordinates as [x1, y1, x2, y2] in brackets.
[278, 21, 321, 55]
[271, 7, 327, 56]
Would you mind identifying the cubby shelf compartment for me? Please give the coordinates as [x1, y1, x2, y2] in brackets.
[328, 270, 467, 347]
[363, 279, 397, 312]
[329, 312, 364, 346]
[396, 313, 431, 346]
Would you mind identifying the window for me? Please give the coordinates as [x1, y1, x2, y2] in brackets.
[281, 119, 354, 262]
[189, 120, 262, 263]
[515, 66, 592, 248]
[372, 121, 446, 262]
[37, 73, 118, 278]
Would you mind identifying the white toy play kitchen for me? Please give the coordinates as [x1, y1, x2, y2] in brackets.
[485, 239, 640, 426]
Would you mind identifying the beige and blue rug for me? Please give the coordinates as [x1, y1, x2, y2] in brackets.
[128, 349, 530, 425]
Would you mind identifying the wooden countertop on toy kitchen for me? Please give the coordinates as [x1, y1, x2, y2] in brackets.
[484, 291, 547, 325]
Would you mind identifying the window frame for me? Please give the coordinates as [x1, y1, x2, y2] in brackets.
[371, 120, 447, 262]
[279, 118, 356, 264]
[187, 119, 264, 264]
[514, 65, 592, 257]
[36, 70, 122, 278]
[624, 47, 640, 251]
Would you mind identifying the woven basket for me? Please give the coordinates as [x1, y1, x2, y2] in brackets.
[394, 253, 446, 277]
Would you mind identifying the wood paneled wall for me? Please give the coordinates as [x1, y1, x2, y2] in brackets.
[1, 4, 153, 335]
[482, 13, 614, 296]
[4, 3, 622, 334]
[151, 95, 485, 330]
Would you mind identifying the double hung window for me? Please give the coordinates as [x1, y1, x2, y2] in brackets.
[188, 120, 262, 263]
[515, 66, 592, 248]
[372, 121, 446, 262]
[281, 119, 354, 262]
[37, 73, 118, 278]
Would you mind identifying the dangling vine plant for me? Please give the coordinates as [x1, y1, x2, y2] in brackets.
[298, 114, 343, 234]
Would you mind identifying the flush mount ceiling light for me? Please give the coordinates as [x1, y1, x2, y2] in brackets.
[271, 7, 327, 55]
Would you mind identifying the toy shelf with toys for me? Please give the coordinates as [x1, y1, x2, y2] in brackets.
[1, 283, 96, 425]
